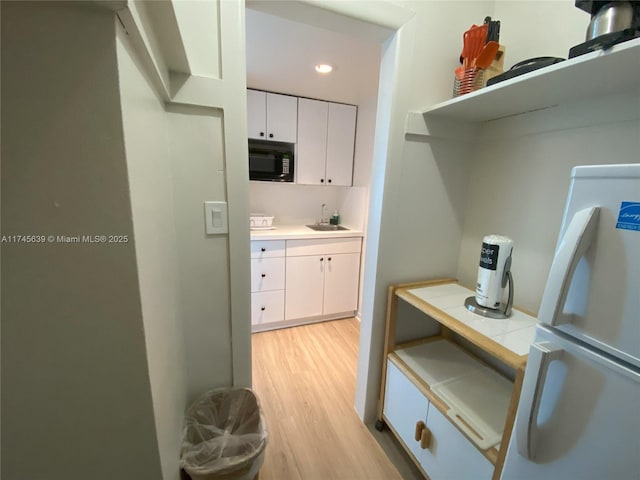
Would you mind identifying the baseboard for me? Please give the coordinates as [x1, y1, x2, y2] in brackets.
[251, 311, 356, 333]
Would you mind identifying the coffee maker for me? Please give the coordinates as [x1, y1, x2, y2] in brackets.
[569, 1, 640, 58]
[464, 235, 514, 319]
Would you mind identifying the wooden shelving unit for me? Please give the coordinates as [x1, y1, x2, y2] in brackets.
[378, 279, 536, 480]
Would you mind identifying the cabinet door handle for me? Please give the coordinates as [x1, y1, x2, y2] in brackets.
[414, 421, 425, 442]
[420, 427, 432, 449]
[261, 306, 266, 311]
[259, 132, 265, 137]
[261, 273, 266, 278]
[328, 257, 332, 261]
[320, 257, 324, 262]
[269, 133, 274, 138]
[320, 178, 324, 183]
[328, 179, 332, 183]
[261, 247, 266, 252]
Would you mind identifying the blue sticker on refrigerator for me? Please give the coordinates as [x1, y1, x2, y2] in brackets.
[616, 202, 640, 231]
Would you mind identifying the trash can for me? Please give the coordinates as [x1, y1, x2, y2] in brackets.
[180, 387, 268, 480]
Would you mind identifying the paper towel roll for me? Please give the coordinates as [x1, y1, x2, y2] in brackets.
[475, 234, 513, 309]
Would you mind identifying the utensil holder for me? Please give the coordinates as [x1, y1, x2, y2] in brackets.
[453, 68, 485, 97]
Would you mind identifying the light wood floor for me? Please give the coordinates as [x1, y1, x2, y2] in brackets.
[252, 318, 419, 480]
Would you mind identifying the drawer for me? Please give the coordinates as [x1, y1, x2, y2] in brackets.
[286, 237, 361, 256]
[251, 290, 284, 325]
[251, 240, 286, 259]
[251, 257, 285, 292]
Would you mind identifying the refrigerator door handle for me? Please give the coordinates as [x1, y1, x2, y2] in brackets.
[516, 342, 564, 461]
[538, 206, 600, 326]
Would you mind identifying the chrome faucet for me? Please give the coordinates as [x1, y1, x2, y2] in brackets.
[319, 203, 329, 225]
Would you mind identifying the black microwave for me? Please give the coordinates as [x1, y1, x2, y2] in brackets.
[248, 139, 295, 182]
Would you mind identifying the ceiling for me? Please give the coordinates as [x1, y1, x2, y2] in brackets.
[245, 7, 382, 105]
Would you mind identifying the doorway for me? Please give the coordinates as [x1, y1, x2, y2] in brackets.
[241, 0, 415, 425]
[244, 4, 383, 324]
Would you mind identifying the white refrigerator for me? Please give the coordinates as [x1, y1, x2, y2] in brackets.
[501, 164, 640, 480]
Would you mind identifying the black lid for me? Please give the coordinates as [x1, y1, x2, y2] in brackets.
[576, 0, 639, 15]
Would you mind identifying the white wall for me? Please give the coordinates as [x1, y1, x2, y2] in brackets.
[127, 0, 172, 95]
[246, 7, 381, 232]
[156, 0, 253, 390]
[493, 0, 588, 70]
[456, 93, 640, 314]
[246, 8, 381, 104]
[401, 0, 497, 108]
[166, 104, 234, 401]
[454, 0, 628, 314]
[353, 95, 379, 187]
[1, 3, 162, 478]
[353, 0, 635, 422]
[116, 22, 186, 480]
[2, 2, 254, 478]
[249, 183, 367, 229]
[355, 0, 496, 421]
[172, 0, 221, 78]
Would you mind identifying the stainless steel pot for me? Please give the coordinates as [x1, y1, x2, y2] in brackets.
[586, 2, 638, 41]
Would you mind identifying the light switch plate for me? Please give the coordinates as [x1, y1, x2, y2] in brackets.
[204, 201, 228, 235]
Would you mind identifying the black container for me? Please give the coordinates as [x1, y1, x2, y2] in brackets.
[569, 28, 640, 58]
[486, 57, 565, 87]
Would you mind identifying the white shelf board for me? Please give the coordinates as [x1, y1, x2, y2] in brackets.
[420, 37, 640, 123]
[403, 283, 537, 357]
[394, 339, 513, 450]
[394, 338, 483, 386]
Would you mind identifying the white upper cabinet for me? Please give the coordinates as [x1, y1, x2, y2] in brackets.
[297, 98, 356, 186]
[247, 89, 297, 143]
[247, 89, 267, 140]
[326, 103, 357, 186]
[266, 93, 298, 143]
[297, 98, 328, 185]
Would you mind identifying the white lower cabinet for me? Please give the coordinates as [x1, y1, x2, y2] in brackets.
[421, 402, 493, 480]
[251, 236, 362, 330]
[250, 240, 286, 328]
[322, 252, 360, 315]
[285, 252, 360, 319]
[285, 255, 325, 319]
[285, 238, 361, 321]
[384, 360, 493, 480]
[383, 360, 430, 462]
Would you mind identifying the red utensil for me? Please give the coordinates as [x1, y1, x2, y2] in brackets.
[473, 41, 500, 69]
[462, 24, 488, 69]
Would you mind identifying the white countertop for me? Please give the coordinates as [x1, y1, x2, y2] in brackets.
[250, 224, 364, 241]
[405, 283, 538, 357]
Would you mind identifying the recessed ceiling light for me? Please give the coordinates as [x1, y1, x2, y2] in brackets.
[315, 64, 333, 74]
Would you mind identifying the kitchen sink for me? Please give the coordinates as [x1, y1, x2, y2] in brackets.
[306, 224, 349, 231]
